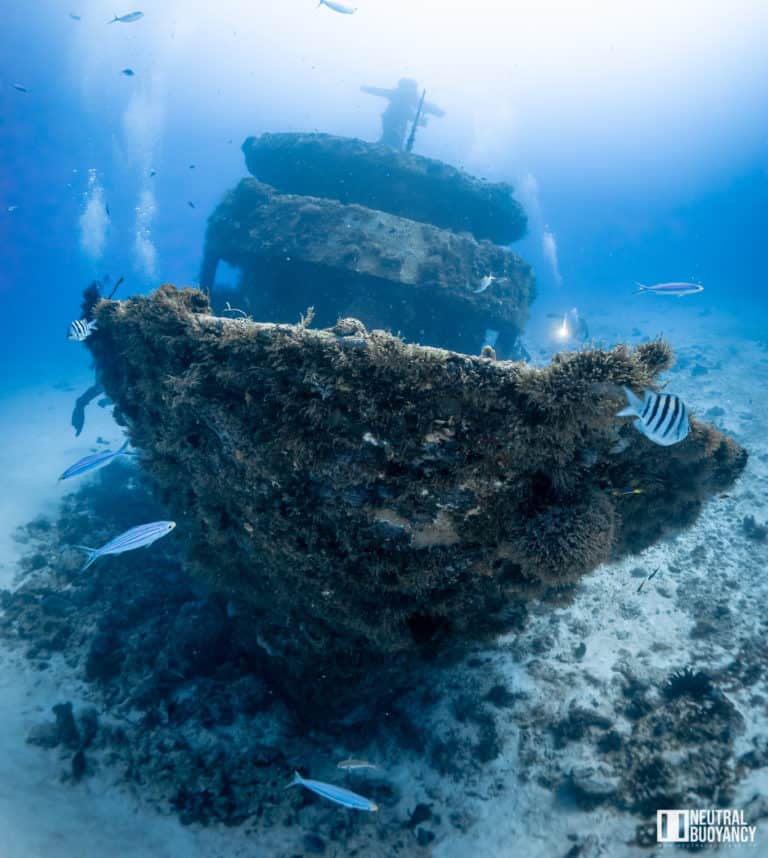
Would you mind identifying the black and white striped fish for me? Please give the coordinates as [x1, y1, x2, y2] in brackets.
[617, 387, 690, 446]
[68, 318, 97, 341]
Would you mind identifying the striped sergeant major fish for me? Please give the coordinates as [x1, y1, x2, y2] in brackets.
[288, 771, 378, 811]
[634, 281, 704, 297]
[68, 318, 97, 341]
[617, 387, 690, 447]
[77, 521, 176, 571]
[59, 440, 130, 481]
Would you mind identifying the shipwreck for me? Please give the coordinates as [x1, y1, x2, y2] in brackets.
[200, 132, 534, 359]
[84, 285, 746, 715]
[73, 134, 748, 715]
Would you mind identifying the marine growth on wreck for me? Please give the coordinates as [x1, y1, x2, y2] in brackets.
[200, 133, 534, 360]
[4, 14, 766, 849]
[82, 285, 746, 714]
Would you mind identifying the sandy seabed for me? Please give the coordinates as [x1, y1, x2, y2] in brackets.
[1, 302, 766, 858]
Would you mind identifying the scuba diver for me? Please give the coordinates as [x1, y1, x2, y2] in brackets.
[360, 78, 445, 150]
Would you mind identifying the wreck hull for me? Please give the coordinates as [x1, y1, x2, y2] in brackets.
[87, 287, 747, 713]
[201, 179, 535, 359]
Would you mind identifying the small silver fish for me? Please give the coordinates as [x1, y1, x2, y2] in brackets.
[12, 83, 28, 93]
[634, 281, 704, 297]
[337, 758, 380, 771]
[636, 566, 661, 594]
[69, 12, 81, 20]
[68, 318, 98, 341]
[473, 274, 496, 294]
[7, 205, 18, 213]
[317, 0, 357, 13]
[188, 201, 196, 209]
[60, 440, 130, 481]
[108, 11, 143, 23]
[121, 68, 135, 77]
[76, 521, 176, 571]
[617, 387, 690, 447]
[612, 487, 645, 497]
[288, 771, 378, 811]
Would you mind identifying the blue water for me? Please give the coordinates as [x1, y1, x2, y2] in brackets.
[1, 3, 768, 854]
[3, 1, 767, 389]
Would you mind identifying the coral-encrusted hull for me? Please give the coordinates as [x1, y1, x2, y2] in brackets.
[86, 286, 747, 714]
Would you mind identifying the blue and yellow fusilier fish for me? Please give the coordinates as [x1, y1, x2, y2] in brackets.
[76, 521, 176, 571]
[60, 440, 131, 481]
[288, 771, 378, 811]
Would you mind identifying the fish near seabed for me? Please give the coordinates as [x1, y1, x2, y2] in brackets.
[108, 11, 144, 23]
[317, 0, 357, 14]
[337, 758, 380, 771]
[288, 771, 378, 811]
[617, 387, 690, 446]
[76, 521, 176, 571]
[634, 281, 704, 297]
[60, 440, 131, 481]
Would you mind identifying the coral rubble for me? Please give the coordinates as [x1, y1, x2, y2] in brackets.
[0, 465, 516, 849]
[85, 285, 746, 714]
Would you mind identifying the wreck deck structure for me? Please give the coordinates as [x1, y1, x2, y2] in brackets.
[200, 133, 534, 359]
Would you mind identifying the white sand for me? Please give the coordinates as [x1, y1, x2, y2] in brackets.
[433, 306, 768, 857]
[0, 380, 269, 858]
[0, 380, 119, 588]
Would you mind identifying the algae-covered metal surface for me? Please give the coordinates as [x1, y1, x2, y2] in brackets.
[243, 132, 527, 244]
[86, 286, 746, 712]
[201, 178, 534, 358]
